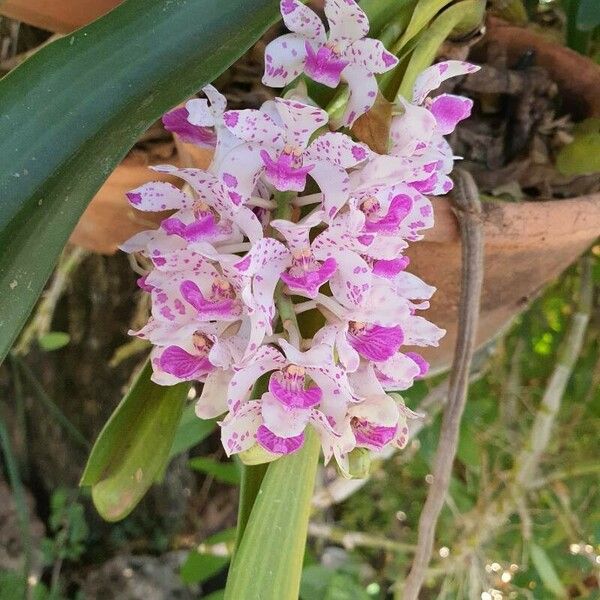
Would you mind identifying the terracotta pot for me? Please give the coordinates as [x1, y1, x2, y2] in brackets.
[0, 0, 122, 33]
[410, 19, 600, 372]
[409, 195, 600, 372]
[69, 145, 213, 254]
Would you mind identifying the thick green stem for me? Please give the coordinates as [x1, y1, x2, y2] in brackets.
[235, 462, 269, 549]
[225, 428, 321, 600]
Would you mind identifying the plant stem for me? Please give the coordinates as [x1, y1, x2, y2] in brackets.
[234, 462, 269, 550]
[515, 256, 594, 487]
[225, 428, 321, 600]
[308, 522, 415, 553]
[0, 412, 32, 597]
[402, 170, 484, 600]
[426, 256, 594, 588]
[11, 353, 90, 450]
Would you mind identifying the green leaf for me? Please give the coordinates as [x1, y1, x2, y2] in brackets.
[188, 457, 240, 485]
[169, 404, 216, 459]
[0, 0, 281, 364]
[394, 0, 455, 53]
[38, 331, 70, 352]
[529, 542, 568, 598]
[80, 361, 189, 521]
[360, 0, 417, 37]
[398, 0, 485, 99]
[577, 0, 600, 31]
[224, 429, 321, 600]
[180, 528, 235, 585]
[556, 122, 600, 176]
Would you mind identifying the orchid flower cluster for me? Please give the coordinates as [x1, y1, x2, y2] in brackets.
[121, 0, 478, 476]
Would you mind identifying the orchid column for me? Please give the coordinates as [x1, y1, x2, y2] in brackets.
[121, 0, 478, 596]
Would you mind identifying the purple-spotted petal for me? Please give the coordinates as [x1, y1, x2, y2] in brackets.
[227, 346, 286, 411]
[162, 107, 217, 147]
[263, 33, 308, 88]
[348, 324, 404, 362]
[256, 425, 305, 455]
[222, 108, 284, 145]
[329, 249, 371, 308]
[429, 93, 473, 135]
[343, 38, 398, 74]
[126, 182, 192, 212]
[375, 353, 421, 391]
[340, 64, 379, 127]
[220, 401, 263, 456]
[305, 132, 370, 168]
[273, 98, 329, 149]
[413, 60, 480, 104]
[324, 0, 369, 42]
[217, 142, 266, 199]
[310, 161, 351, 218]
[269, 373, 322, 409]
[390, 100, 436, 157]
[280, 0, 326, 43]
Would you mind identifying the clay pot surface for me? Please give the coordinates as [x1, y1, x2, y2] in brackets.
[410, 195, 600, 371]
[484, 17, 600, 119]
[0, 0, 122, 33]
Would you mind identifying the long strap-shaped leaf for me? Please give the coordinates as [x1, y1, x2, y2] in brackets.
[0, 0, 280, 362]
[224, 429, 321, 600]
[80, 360, 189, 521]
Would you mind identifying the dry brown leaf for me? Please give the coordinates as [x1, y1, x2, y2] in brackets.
[351, 92, 393, 154]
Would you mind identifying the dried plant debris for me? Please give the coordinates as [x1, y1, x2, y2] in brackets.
[446, 41, 600, 200]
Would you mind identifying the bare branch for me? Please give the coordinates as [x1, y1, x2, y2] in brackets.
[402, 169, 485, 600]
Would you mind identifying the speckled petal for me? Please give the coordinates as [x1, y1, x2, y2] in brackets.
[263, 33, 308, 87]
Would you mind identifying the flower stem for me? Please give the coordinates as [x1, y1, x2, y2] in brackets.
[225, 428, 321, 600]
[234, 462, 269, 550]
[233, 375, 270, 551]
[273, 190, 296, 221]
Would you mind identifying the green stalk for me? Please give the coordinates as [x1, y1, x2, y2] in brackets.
[0, 414, 32, 590]
[233, 377, 270, 549]
[234, 462, 269, 549]
[224, 428, 321, 600]
[226, 187, 322, 597]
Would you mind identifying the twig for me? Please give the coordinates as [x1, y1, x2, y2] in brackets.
[307, 522, 415, 553]
[13, 246, 88, 355]
[402, 169, 485, 600]
[515, 256, 594, 487]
